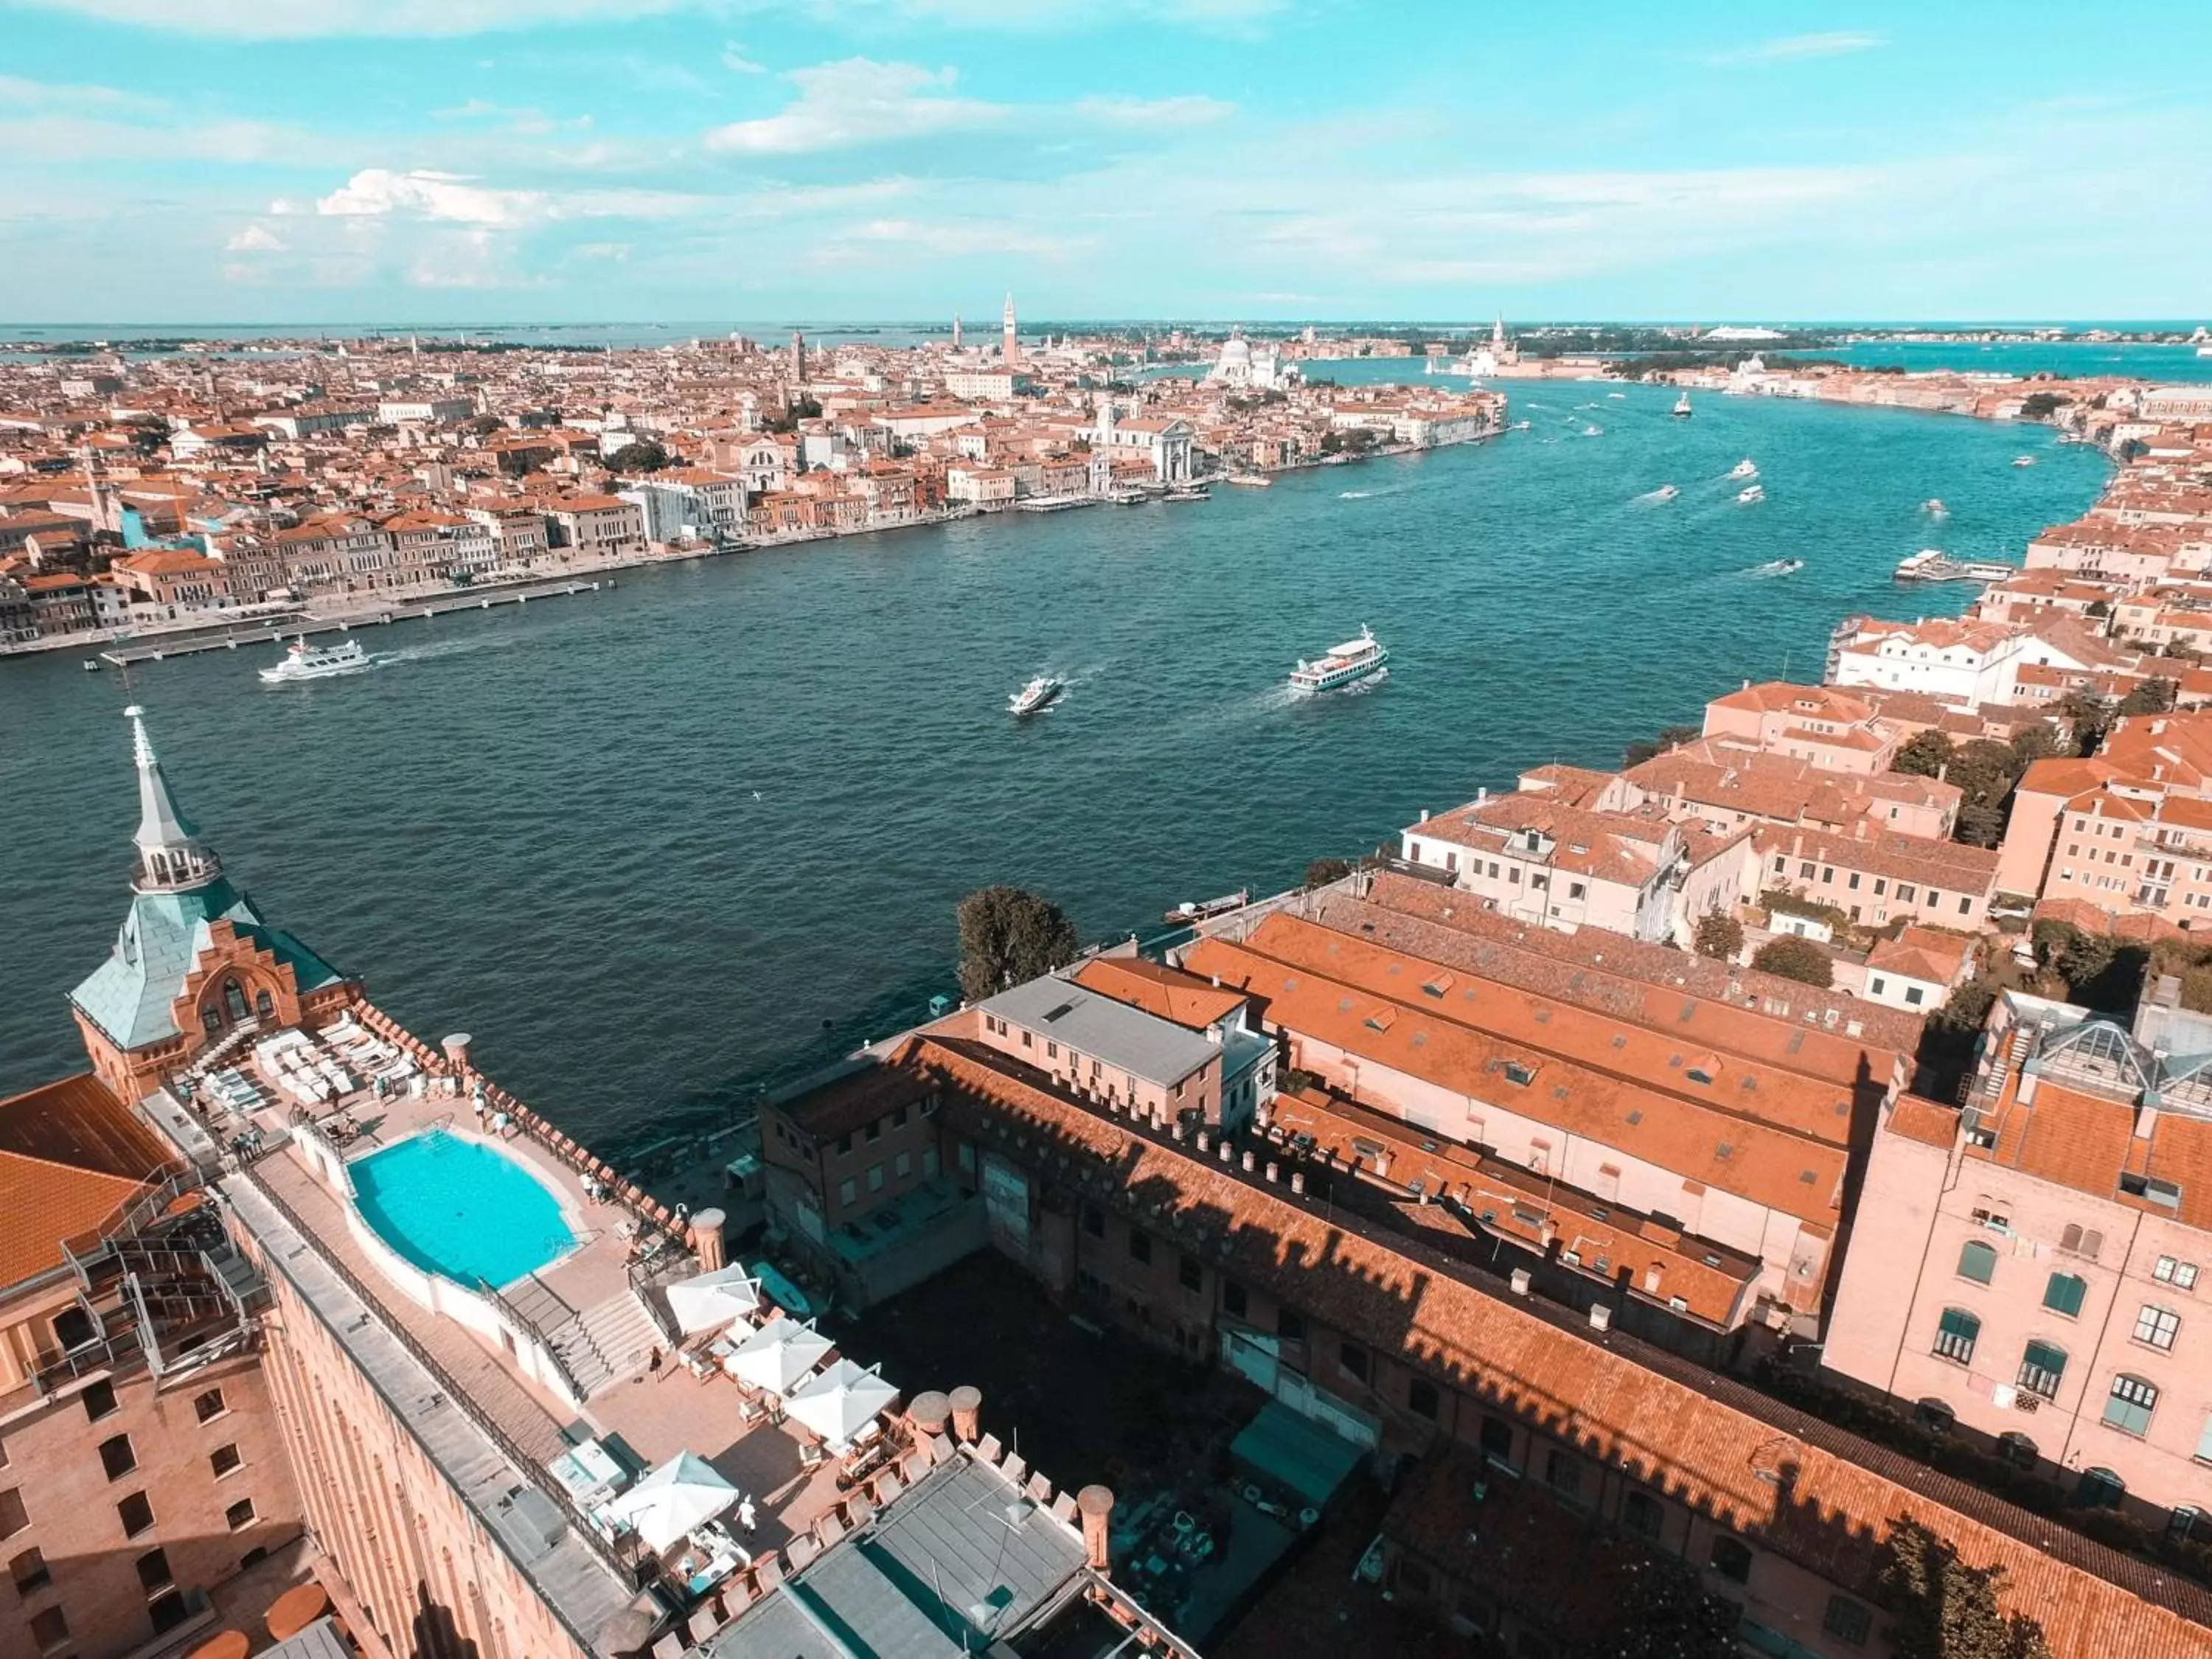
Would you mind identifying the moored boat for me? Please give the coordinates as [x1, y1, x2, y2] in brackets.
[1290, 625, 1388, 695]
[1164, 888, 1251, 925]
[259, 637, 372, 684]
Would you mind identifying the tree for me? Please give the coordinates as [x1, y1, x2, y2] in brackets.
[956, 886, 1080, 1002]
[1694, 912, 1745, 961]
[1878, 1520, 2052, 1659]
[607, 439, 670, 473]
[1572, 1550, 1739, 1659]
[2008, 725, 2059, 768]
[2058, 690, 2115, 757]
[1892, 729, 1956, 779]
[1752, 936, 1834, 988]
[2120, 676, 2178, 716]
[1304, 857, 1352, 890]
[464, 412, 504, 436]
[2019, 391, 2070, 421]
[1624, 723, 1703, 768]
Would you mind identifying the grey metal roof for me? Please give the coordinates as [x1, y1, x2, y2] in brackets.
[704, 1453, 1088, 1659]
[981, 975, 1220, 1086]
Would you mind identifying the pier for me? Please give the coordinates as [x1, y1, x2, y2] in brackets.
[1893, 549, 2020, 585]
[97, 577, 612, 667]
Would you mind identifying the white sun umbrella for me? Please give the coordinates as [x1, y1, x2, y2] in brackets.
[784, 1358, 900, 1450]
[601, 1451, 737, 1552]
[664, 1265, 764, 1336]
[723, 1315, 832, 1396]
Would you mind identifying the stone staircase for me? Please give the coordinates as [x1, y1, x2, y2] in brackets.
[501, 1273, 660, 1399]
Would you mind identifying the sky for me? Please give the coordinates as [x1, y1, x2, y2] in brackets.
[1, 0, 2208, 326]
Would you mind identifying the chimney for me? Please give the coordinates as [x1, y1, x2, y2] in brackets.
[1290, 1169, 1306, 1194]
[689, 1208, 727, 1273]
[948, 1385, 982, 1443]
[1078, 1486, 1116, 1574]
[1589, 1304, 1613, 1333]
[1374, 1149, 1391, 1180]
[1419, 807, 1430, 822]
[441, 1032, 474, 1075]
[907, 1390, 952, 1439]
[1509, 1268, 1532, 1295]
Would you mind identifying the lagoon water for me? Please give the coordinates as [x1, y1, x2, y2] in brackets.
[0, 382, 2109, 1150]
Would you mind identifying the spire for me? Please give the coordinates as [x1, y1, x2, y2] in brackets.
[124, 705, 221, 893]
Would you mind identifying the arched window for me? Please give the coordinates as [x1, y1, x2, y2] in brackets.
[2043, 1272, 2087, 1317]
[1933, 1308, 1980, 1364]
[1997, 1431, 2039, 1471]
[223, 978, 249, 1024]
[254, 988, 274, 1020]
[2075, 1467, 2126, 1510]
[1914, 1398, 1956, 1436]
[2170, 1507, 2206, 1546]
[2018, 1340, 2067, 1399]
[1958, 1239, 1997, 1284]
[2104, 1374, 2158, 1436]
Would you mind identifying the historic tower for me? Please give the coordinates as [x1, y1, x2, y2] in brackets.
[1001, 292, 1018, 368]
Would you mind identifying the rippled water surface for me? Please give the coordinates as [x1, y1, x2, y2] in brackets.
[0, 383, 2108, 1150]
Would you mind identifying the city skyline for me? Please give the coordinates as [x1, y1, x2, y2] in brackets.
[4, 0, 2210, 325]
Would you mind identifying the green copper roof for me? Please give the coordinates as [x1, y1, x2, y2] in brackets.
[69, 877, 346, 1051]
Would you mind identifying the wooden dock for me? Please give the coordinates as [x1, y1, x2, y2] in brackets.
[98, 578, 612, 667]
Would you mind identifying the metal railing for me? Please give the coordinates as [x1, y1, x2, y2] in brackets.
[625, 1258, 684, 1349]
[234, 1166, 633, 1583]
[479, 1279, 593, 1405]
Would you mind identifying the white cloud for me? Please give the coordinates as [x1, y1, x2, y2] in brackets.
[10, 0, 700, 37]
[706, 59, 1003, 154]
[309, 167, 713, 227]
[0, 73, 164, 111]
[721, 41, 766, 73]
[824, 216, 1089, 259]
[225, 223, 285, 251]
[1701, 32, 1885, 67]
[771, 0, 1283, 31]
[1074, 94, 1234, 128]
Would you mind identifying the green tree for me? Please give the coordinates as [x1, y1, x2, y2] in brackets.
[1573, 1551, 1739, 1659]
[2120, 677, 2178, 716]
[607, 439, 670, 473]
[2019, 391, 2070, 421]
[1752, 936, 1834, 988]
[1694, 912, 1745, 961]
[2008, 725, 2059, 768]
[1877, 1520, 2053, 1659]
[1624, 723, 1703, 768]
[956, 886, 1081, 1002]
[1305, 857, 1352, 890]
[1891, 729, 1956, 779]
[464, 412, 504, 436]
[2058, 690, 2115, 757]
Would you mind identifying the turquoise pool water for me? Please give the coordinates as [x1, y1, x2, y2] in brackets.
[351, 1128, 575, 1289]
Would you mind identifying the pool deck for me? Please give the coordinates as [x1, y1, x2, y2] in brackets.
[232, 1022, 872, 1568]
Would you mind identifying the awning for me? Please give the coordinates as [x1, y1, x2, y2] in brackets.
[664, 1265, 764, 1335]
[601, 1452, 738, 1552]
[723, 1315, 832, 1395]
[782, 1357, 899, 1449]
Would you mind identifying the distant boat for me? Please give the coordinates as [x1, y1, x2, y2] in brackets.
[1652, 484, 1680, 502]
[1164, 888, 1251, 926]
[260, 638, 372, 684]
[1921, 498, 1948, 515]
[1164, 482, 1209, 502]
[1607, 392, 1627, 400]
[2013, 455, 2037, 467]
[1753, 557, 1803, 577]
[1512, 419, 1532, 430]
[1290, 625, 1388, 695]
[1582, 423, 1604, 437]
[1009, 675, 1064, 716]
[1225, 473, 1272, 487]
[1737, 484, 1766, 505]
[1729, 458, 1758, 479]
[82, 659, 101, 672]
[1672, 391, 1694, 418]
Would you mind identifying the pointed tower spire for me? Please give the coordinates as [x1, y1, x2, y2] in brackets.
[124, 705, 221, 893]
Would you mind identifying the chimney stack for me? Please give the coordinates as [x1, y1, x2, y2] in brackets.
[907, 1390, 952, 1439]
[689, 1208, 727, 1273]
[441, 1032, 474, 1076]
[948, 1385, 982, 1443]
[1077, 1486, 1116, 1574]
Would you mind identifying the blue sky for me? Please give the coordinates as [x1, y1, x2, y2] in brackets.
[1, 0, 2207, 324]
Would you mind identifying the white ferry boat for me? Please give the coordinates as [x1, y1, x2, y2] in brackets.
[259, 638, 372, 684]
[1737, 484, 1766, 505]
[1672, 391, 1693, 418]
[1729, 457, 1759, 479]
[1290, 626, 1388, 695]
[1009, 675, 1064, 716]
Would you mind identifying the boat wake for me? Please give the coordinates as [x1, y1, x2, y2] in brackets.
[1747, 558, 1804, 578]
[376, 636, 512, 667]
[1339, 490, 1372, 500]
[1635, 485, 1680, 504]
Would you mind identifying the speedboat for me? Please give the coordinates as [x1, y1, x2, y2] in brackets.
[1729, 458, 1758, 479]
[1582, 423, 1604, 437]
[1672, 391, 1693, 417]
[1290, 625, 1388, 695]
[1737, 484, 1766, 505]
[1921, 498, 1947, 515]
[2013, 455, 2037, 467]
[1512, 418, 1532, 430]
[1009, 675, 1064, 716]
[1754, 557, 1803, 576]
[1652, 484, 1680, 501]
[260, 638, 372, 684]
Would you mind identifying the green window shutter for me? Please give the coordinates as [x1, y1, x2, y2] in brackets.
[2044, 1273, 2087, 1317]
[1958, 1240, 1996, 1284]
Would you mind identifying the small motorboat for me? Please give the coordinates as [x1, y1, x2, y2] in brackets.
[1753, 557, 1803, 577]
[1512, 418, 1532, 430]
[1651, 484, 1680, 502]
[1582, 423, 1604, 437]
[2014, 455, 2037, 467]
[1921, 498, 1948, 515]
[82, 659, 101, 672]
[1009, 675, 1064, 716]
[1729, 458, 1758, 479]
[1164, 888, 1251, 925]
[1672, 390, 1693, 417]
[1737, 484, 1766, 504]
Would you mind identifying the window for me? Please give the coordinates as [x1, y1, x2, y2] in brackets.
[1823, 1595, 1873, 1647]
[2104, 1374, 2158, 1436]
[1999, 1431, 2039, 1471]
[2076, 1467, 2126, 1510]
[29, 1607, 68, 1654]
[193, 1388, 226, 1424]
[2171, 1507, 2208, 1547]
[2135, 1304, 2180, 1351]
[10, 1546, 49, 1596]
[1502, 1060, 1535, 1087]
[1568, 881, 1585, 900]
[1479, 1415, 1514, 1467]
[894, 1150, 911, 1179]
[100, 1433, 137, 1481]
[1408, 1378, 1439, 1420]
[1623, 1490, 1663, 1541]
[81, 1377, 117, 1422]
[837, 1178, 856, 1206]
[225, 1498, 256, 1531]
[1934, 1307, 1980, 1364]
[1957, 1239, 1997, 1284]
[1082, 1204, 1105, 1239]
[1709, 1536, 1753, 1583]
[1544, 1448, 1582, 1501]
[2198, 1412, 2212, 1466]
[1179, 1254, 1203, 1293]
[149, 1587, 191, 1634]
[135, 1547, 173, 1593]
[210, 1444, 242, 1478]
[1128, 1230, 1152, 1265]
[1277, 1307, 1304, 1340]
[2019, 1341, 2067, 1399]
[51, 1306, 94, 1352]
[0, 1489, 25, 1541]
[1340, 1340, 1371, 1382]
[2044, 1273, 2087, 1318]
[118, 1490, 154, 1537]
[1222, 1281, 1248, 1319]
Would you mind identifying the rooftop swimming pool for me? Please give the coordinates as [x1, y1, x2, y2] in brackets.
[351, 1127, 576, 1290]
